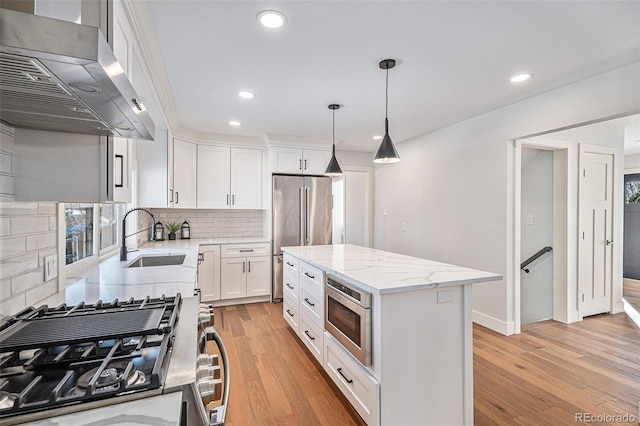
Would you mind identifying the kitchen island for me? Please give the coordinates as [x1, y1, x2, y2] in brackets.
[281, 244, 501, 426]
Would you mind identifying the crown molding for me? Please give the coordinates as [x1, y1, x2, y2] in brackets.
[173, 126, 266, 148]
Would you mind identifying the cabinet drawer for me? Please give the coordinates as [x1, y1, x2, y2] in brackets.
[283, 253, 299, 274]
[299, 311, 324, 365]
[324, 334, 380, 426]
[283, 269, 299, 302]
[300, 261, 323, 290]
[299, 280, 323, 327]
[283, 298, 299, 334]
[222, 242, 270, 258]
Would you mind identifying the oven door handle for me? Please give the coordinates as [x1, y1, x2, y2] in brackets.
[200, 326, 229, 426]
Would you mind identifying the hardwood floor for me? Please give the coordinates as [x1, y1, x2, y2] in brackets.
[212, 302, 640, 425]
[624, 278, 640, 313]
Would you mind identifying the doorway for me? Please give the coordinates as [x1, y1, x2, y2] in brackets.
[514, 138, 574, 334]
[331, 167, 373, 248]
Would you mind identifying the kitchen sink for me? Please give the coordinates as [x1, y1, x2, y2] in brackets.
[125, 254, 186, 268]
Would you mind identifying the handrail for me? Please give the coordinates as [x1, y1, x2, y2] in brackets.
[521, 246, 552, 273]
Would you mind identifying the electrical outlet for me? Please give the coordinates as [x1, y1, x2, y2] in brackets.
[401, 222, 406, 232]
[44, 255, 57, 281]
[526, 214, 534, 225]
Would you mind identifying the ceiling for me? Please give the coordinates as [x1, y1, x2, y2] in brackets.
[145, 1, 640, 152]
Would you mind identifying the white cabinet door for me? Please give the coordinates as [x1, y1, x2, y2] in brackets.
[197, 145, 231, 208]
[231, 148, 262, 209]
[112, 137, 131, 203]
[303, 149, 332, 175]
[221, 257, 246, 299]
[246, 255, 270, 296]
[173, 139, 197, 208]
[271, 147, 303, 174]
[198, 245, 221, 302]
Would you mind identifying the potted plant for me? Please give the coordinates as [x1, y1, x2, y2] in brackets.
[165, 222, 180, 240]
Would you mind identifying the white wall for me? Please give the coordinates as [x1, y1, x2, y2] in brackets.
[373, 62, 640, 334]
[626, 153, 640, 170]
[520, 149, 553, 324]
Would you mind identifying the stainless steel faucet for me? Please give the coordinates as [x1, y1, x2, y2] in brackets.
[120, 207, 156, 261]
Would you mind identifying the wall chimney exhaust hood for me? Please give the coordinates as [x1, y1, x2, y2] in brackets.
[0, 8, 155, 140]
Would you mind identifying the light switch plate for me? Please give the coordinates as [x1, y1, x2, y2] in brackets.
[44, 255, 58, 281]
[526, 214, 534, 225]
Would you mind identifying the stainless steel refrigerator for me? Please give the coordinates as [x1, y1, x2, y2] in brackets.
[272, 175, 332, 301]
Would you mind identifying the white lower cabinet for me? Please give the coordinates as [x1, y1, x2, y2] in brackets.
[324, 334, 380, 426]
[220, 243, 271, 300]
[198, 245, 221, 302]
[283, 297, 299, 333]
[299, 311, 323, 364]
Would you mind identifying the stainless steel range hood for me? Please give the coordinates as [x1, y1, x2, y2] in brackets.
[0, 8, 155, 140]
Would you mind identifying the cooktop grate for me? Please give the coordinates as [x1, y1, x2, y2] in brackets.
[0, 308, 166, 352]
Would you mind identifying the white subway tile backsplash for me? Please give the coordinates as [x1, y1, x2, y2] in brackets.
[26, 231, 56, 252]
[37, 203, 56, 215]
[11, 270, 43, 295]
[0, 217, 10, 236]
[0, 293, 26, 319]
[25, 279, 58, 307]
[0, 252, 39, 281]
[11, 216, 50, 235]
[0, 236, 26, 258]
[0, 202, 39, 216]
[146, 208, 265, 240]
[0, 278, 11, 300]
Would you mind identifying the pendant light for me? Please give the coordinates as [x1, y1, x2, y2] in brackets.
[374, 59, 401, 163]
[324, 104, 344, 176]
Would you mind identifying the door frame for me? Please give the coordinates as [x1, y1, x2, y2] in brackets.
[513, 138, 577, 334]
[343, 166, 374, 248]
[578, 143, 624, 319]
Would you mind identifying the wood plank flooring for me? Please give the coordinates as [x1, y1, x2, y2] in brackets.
[624, 278, 640, 313]
[212, 302, 640, 425]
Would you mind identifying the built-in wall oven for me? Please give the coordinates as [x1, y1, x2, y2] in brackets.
[324, 275, 372, 366]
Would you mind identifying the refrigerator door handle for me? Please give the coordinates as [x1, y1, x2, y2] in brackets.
[305, 187, 311, 244]
[299, 186, 305, 245]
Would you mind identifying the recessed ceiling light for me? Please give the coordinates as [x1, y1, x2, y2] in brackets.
[510, 73, 533, 83]
[229, 121, 241, 127]
[238, 91, 255, 99]
[257, 10, 286, 29]
[373, 135, 383, 140]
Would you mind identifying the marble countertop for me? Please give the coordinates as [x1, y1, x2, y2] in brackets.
[40, 238, 269, 307]
[282, 244, 502, 294]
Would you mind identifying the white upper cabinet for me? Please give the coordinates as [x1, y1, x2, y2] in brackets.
[173, 139, 197, 208]
[271, 146, 331, 175]
[198, 146, 262, 209]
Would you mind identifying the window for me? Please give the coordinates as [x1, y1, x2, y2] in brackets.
[65, 203, 124, 266]
[625, 173, 640, 203]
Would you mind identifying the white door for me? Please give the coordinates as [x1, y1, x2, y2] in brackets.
[271, 147, 303, 174]
[173, 139, 197, 208]
[231, 148, 262, 209]
[197, 145, 230, 208]
[198, 245, 221, 302]
[579, 145, 614, 317]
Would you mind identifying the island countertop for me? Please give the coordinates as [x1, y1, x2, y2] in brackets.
[282, 244, 502, 294]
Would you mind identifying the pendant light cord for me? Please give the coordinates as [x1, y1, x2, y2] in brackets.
[332, 108, 336, 153]
[385, 67, 389, 119]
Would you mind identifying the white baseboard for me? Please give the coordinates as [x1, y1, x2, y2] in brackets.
[473, 310, 515, 336]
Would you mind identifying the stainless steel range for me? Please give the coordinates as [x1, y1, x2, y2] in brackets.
[0, 293, 228, 425]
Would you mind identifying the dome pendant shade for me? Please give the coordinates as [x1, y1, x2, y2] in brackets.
[374, 118, 400, 164]
[374, 59, 401, 164]
[324, 104, 344, 176]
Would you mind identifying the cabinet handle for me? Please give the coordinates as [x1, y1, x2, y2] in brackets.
[286, 309, 294, 317]
[232, 194, 235, 205]
[175, 191, 179, 204]
[337, 368, 353, 384]
[286, 262, 294, 267]
[198, 253, 204, 264]
[606, 239, 614, 246]
[304, 159, 307, 170]
[115, 154, 124, 188]
[169, 189, 173, 203]
[299, 159, 302, 171]
[304, 272, 315, 279]
[304, 330, 315, 341]
[239, 249, 254, 253]
[286, 283, 294, 290]
[248, 260, 251, 273]
[304, 298, 315, 307]
[242, 261, 245, 273]
[226, 194, 229, 205]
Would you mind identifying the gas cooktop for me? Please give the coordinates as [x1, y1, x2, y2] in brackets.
[0, 294, 182, 423]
